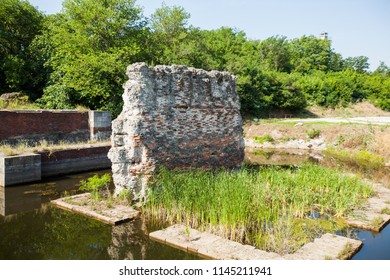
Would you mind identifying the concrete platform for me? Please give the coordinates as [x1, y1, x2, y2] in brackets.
[51, 193, 140, 225]
[150, 224, 362, 260]
[345, 183, 390, 232]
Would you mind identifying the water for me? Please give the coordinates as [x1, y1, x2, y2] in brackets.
[246, 148, 390, 260]
[352, 226, 390, 260]
[0, 171, 199, 260]
[1, 150, 389, 259]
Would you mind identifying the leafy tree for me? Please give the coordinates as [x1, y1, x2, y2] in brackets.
[373, 61, 390, 76]
[38, 0, 147, 116]
[343, 56, 370, 74]
[258, 36, 292, 72]
[149, 4, 191, 65]
[0, 0, 44, 98]
[289, 35, 332, 73]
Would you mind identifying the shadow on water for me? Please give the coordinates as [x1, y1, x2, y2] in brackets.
[0, 171, 200, 260]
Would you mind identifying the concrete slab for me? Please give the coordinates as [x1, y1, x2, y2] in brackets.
[345, 184, 390, 232]
[0, 154, 41, 186]
[150, 224, 361, 260]
[51, 193, 140, 225]
[286, 233, 362, 260]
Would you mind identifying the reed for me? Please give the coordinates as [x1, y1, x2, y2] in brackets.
[144, 164, 373, 254]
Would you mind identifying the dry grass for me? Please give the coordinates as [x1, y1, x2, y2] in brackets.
[0, 139, 111, 157]
[305, 101, 390, 118]
[244, 122, 390, 160]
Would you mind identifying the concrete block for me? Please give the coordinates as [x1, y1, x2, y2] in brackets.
[89, 111, 112, 140]
[0, 154, 41, 186]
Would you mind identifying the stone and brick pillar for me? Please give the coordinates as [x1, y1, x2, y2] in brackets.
[108, 63, 245, 203]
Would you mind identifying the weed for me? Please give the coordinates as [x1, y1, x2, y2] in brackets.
[307, 128, 320, 139]
[253, 134, 274, 144]
[117, 188, 132, 203]
[79, 174, 111, 200]
[371, 217, 384, 228]
[337, 242, 354, 259]
[325, 148, 385, 169]
[380, 208, 390, 215]
[145, 164, 373, 254]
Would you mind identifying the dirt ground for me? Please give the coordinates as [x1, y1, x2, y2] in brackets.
[244, 103, 390, 161]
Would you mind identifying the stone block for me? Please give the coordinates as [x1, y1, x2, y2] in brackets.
[0, 154, 41, 186]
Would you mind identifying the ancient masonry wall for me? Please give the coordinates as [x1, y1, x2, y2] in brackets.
[0, 110, 111, 145]
[108, 62, 245, 201]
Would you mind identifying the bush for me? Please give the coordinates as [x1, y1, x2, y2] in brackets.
[79, 174, 111, 200]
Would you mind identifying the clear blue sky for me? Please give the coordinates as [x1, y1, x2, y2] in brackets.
[28, 0, 390, 71]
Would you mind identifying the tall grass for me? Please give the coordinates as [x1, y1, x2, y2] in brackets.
[144, 164, 373, 254]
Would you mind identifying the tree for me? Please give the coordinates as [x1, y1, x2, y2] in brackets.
[373, 61, 390, 76]
[0, 0, 44, 98]
[258, 36, 292, 72]
[289, 35, 332, 73]
[38, 0, 148, 116]
[343, 56, 370, 74]
[149, 4, 191, 65]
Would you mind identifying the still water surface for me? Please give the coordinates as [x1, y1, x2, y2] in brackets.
[0, 170, 199, 260]
[1, 150, 389, 259]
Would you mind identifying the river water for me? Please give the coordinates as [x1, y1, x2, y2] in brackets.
[0, 150, 389, 259]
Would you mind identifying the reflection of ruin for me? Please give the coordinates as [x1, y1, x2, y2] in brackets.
[107, 219, 148, 260]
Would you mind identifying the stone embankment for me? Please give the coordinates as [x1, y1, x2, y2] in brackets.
[150, 224, 362, 260]
[1, 110, 112, 186]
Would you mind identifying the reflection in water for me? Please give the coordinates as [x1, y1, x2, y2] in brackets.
[0, 170, 110, 217]
[352, 225, 390, 260]
[1, 152, 389, 259]
[0, 170, 200, 260]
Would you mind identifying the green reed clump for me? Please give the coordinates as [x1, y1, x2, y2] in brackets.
[144, 164, 373, 254]
[325, 148, 385, 169]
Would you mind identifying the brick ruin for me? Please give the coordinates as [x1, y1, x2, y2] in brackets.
[108, 62, 245, 202]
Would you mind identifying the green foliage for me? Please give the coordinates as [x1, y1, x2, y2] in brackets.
[253, 134, 274, 144]
[325, 148, 385, 169]
[1, 1, 389, 114]
[37, 0, 147, 117]
[0, 0, 45, 99]
[79, 174, 111, 200]
[145, 165, 373, 253]
[307, 128, 320, 139]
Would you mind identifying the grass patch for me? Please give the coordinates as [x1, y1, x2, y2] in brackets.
[380, 207, 390, 215]
[253, 134, 274, 144]
[337, 242, 354, 260]
[371, 217, 384, 228]
[307, 128, 321, 139]
[144, 164, 373, 254]
[0, 139, 110, 156]
[0, 95, 39, 110]
[325, 148, 385, 169]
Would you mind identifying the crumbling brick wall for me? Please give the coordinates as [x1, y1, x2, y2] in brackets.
[108, 63, 245, 202]
[0, 110, 111, 145]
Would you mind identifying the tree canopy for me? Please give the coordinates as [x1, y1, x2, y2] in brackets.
[1, 0, 389, 115]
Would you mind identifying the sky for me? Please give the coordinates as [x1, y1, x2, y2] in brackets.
[28, 0, 390, 71]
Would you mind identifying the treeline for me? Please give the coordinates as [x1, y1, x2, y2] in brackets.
[1, 0, 389, 116]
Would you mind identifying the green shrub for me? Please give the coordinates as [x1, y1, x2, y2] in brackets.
[253, 134, 274, 144]
[79, 174, 111, 200]
[307, 128, 320, 139]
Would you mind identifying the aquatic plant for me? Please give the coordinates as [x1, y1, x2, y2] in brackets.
[144, 164, 373, 254]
